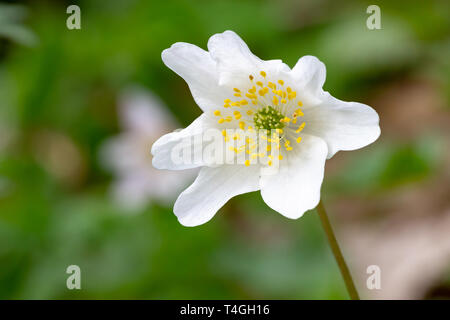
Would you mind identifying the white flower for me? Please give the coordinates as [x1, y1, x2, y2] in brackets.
[101, 86, 193, 211]
[152, 31, 380, 226]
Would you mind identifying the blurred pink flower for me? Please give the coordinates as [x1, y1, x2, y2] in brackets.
[342, 211, 450, 299]
[100, 86, 194, 211]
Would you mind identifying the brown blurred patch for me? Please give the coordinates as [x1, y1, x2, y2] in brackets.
[31, 129, 87, 189]
[368, 77, 449, 139]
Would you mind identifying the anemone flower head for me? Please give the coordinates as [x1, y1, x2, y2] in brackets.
[101, 86, 194, 211]
[152, 31, 380, 226]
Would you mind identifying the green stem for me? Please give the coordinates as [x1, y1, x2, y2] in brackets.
[316, 200, 360, 300]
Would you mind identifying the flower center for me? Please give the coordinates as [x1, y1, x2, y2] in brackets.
[253, 106, 285, 131]
[212, 71, 306, 166]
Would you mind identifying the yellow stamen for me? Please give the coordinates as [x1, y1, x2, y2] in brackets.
[295, 122, 306, 133]
[272, 96, 279, 106]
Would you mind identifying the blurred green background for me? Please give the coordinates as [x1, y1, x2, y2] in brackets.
[0, 0, 449, 299]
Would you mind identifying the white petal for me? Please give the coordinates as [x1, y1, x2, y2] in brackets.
[151, 114, 206, 170]
[290, 55, 327, 105]
[304, 92, 381, 159]
[291, 56, 326, 94]
[174, 164, 260, 226]
[161, 42, 228, 112]
[207, 30, 290, 86]
[260, 134, 328, 219]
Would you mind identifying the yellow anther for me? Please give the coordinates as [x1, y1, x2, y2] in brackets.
[292, 117, 298, 124]
[284, 140, 291, 147]
[225, 116, 232, 122]
[278, 155, 283, 160]
[221, 129, 227, 136]
[281, 117, 291, 123]
[277, 90, 283, 96]
[258, 89, 266, 96]
[245, 160, 250, 166]
[249, 86, 256, 93]
[214, 110, 221, 116]
[266, 145, 271, 151]
[295, 122, 306, 133]
[286, 87, 292, 93]
[233, 88, 241, 92]
[224, 99, 231, 103]
[246, 93, 257, 99]
[247, 126, 254, 131]
[234, 93, 241, 97]
[249, 75, 254, 81]
[286, 146, 293, 151]
[260, 71, 266, 77]
[298, 101, 303, 107]
[281, 99, 287, 104]
[296, 136, 302, 143]
[256, 81, 263, 87]
[218, 118, 225, 124]
[263, 87, 269, 93]
[251, 100, 257, 105]
[230, 102, 240, 107]
[240, 100, 248, 105]
[268, 82, 276, 89]
[278, 80, 284, 85]
[268, 160, 273, 166]
[275, 128, 283, 134]
[246, 110, 253, 115]
[295, 108, 304, 117]
[272, 96, 279, 106]
[224, 103, 230, 108]
[239, 121, 246, 129]
[233, 134, 240, 140]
